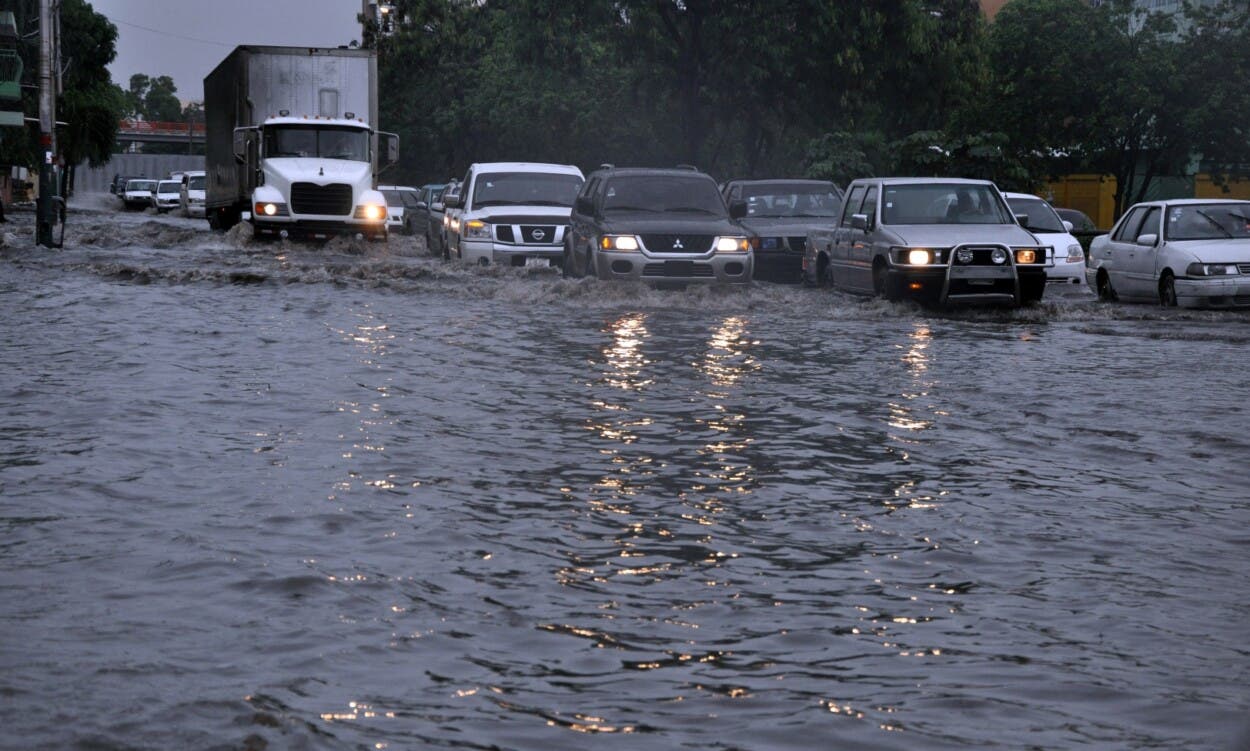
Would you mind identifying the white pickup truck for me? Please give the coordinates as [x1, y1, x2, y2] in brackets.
[443, 162, 585, 268]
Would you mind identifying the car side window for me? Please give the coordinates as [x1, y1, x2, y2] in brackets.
[859, 187, 879, 228]
[840, 186, 866, 226]
[1112, 207, 1144, 242]
[1136, 207, 1161, 242]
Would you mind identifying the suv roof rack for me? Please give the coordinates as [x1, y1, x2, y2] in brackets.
[675, 164, 699, 171]
[598, 163, 615, 171]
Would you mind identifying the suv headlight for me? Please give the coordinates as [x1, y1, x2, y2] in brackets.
[464, 220, 492, 240]
[715, 236, 750, 253]
[601, 235, 640, 251]
[1186, 262, 1239, 276]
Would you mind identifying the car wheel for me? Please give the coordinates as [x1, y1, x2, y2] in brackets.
[1096, 271, 1118, 302]
[872, 260, 899, 301]
[1159, 272, 1178, 307]
[562, 242, 573, 279]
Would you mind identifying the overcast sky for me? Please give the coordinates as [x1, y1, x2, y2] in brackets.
[89, 0, 363, 102]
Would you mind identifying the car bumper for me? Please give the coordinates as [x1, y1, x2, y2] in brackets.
[890, 264, 1044, 305]
[1174, 276, 1250, 308]
[595, 250, 753, 285]
[1046, 258, 1085, 284]
[461, 239, 563, 267]
[753, 250, 804, 283]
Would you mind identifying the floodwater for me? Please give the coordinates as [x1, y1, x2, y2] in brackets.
[2, 199, 1248, 751]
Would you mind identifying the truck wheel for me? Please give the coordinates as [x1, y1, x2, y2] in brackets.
[873, 260, 900, 301]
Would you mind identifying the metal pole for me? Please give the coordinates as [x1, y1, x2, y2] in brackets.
[36, 0, 58, 247]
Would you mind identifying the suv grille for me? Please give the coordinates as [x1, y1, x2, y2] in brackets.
[642, 261, 714, 278]
[641, 234, 714, 254]
[291, 183, 353, 216]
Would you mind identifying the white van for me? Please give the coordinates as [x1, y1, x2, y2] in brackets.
[180, 171, 206, 218]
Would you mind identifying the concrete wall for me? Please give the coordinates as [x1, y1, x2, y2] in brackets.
[74, 153, 205, 194]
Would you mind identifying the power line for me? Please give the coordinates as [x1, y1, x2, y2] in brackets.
[109, 16, 233, 48]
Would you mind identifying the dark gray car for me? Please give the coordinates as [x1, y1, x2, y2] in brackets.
[721, 179, 843, 283]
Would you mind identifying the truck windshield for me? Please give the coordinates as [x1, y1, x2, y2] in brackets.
[188, 175, 205, 190]
[472, 172, 583, 208]
[742, 183, 842, 218]
[881, 184, 1014, 225]
[264, 126, 369, 161]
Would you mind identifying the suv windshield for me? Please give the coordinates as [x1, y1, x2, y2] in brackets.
[1006, 196, 1065, 233]
[472, 172, 583, 208]
[126, 180, 156, 192]
[603, 175, 726, 215]
[882, 184, 1014, 225]
[743, 184, 841, 218]
[157, 181, 180, 194]
[264, 125, 369, 161]
[1165, 204, 1250, 241]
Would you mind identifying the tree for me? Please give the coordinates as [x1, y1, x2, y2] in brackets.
[127, 73, 181, 122]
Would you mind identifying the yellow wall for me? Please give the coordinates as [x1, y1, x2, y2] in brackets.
[1045, 174, 1118, 230]
[1195, 174, 1250, 200]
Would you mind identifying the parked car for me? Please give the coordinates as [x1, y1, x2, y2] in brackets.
[1054, 207, 1104, 255]
[180, 171, 206, 217]
[565, 165, 753, 285]
[434, 180, 462, 260]
[409, 183, 446, 239]
[1085, 199, 1250, 307]
[808, 177, 1049, 306]
[444, 162, 584, 268]
[721, 178, 843, 283]
[378, 184, 421, 234]
[1004, 192, 1085, 286]
[121, 178, 158, 210]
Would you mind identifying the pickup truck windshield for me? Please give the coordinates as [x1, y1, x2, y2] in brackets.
[264, 125, 369, 161]
[882, 184, 1014, 225]
[472, 172, 583, 208]
[743, 184, 841, 218]
[188, 175, 205, 190]
[126, 180, 156, 192]
[603, 175, 726, 215]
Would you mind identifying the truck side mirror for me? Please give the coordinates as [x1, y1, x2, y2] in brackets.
[443, 193, 461, 209]
[850, 213, 868, 231]
[378, 131, 399, 169]
[1014, 212, 1031, 229]
[575, 196, 595, 215]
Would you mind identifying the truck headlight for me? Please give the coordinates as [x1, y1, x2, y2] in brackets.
[464, 220, 492, 240]
[354, 204, 387, 221]
[715, 236, 750, 253]
[907, 249, 931, 265]
[254, 201, 288, 217]
[1015, 248, 1037, 264]
[601, 235, 640, 251]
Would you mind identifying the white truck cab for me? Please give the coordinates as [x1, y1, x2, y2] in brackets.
[444, 162, 584, 268]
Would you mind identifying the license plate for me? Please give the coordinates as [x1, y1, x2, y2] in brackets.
[525, 257, 550, 268]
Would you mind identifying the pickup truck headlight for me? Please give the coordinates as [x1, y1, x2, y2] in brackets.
[1015, 248, 1038, 264]
[891, 246, 945, 265]
[715, 236, 750, 253]
[1187, 262, 1239, 276]
[601, 235, 640, 251]
[464, 220, 492, 240]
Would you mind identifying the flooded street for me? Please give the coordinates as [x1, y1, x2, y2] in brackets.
[2, 201, 1249, 750]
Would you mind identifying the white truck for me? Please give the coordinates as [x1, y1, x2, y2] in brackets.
[203, 45, 399, 240]
[443, 162, 585, 267]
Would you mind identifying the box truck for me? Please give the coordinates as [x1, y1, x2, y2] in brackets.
[204, 45, 399, 240]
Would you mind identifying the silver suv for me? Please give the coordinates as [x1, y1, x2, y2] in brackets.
[807, 177, 1050, 305]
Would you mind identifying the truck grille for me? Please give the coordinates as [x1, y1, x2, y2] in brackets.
[291, 183, 352, 216]
[640, 234, 714, 254]
[520, 225, 557, 244]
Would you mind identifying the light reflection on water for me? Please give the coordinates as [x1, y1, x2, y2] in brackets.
[2, 224, 1249, 750]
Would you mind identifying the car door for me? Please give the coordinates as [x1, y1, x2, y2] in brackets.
[847, 185, 879, 292]
[569, 177, 600, 273]
[1101, 206, 1146, 297]
[1117, 206, 1162, 299]
[829, 184, 866, 290]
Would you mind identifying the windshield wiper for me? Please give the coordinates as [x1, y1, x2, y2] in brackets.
[1195, 209, 1233, 239]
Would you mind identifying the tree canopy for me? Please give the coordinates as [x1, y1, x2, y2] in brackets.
[374, 0, 1250, 218]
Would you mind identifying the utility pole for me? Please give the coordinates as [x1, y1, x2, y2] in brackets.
[36, 0, 60, 248]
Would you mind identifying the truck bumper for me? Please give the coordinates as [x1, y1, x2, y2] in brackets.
[252, 217, 388, 241]
[461, 239, 563, 267]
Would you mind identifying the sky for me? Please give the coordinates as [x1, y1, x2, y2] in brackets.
[89, 0, 364, 103]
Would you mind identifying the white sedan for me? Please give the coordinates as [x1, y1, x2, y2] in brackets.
[1086, 199, 1250, 307]
[1004, 192, 1085, 285]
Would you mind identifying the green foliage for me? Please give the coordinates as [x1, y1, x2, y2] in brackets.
[127, 73, 182, 122]
[802, 132, 883, 187]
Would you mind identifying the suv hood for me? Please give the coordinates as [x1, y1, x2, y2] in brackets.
[264, 158, 371, 186]
[601, 214, 741, 236]
[470, 205, 572, 222]
[739, 216, 836, 236]
[890, 223, 1039, 246]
